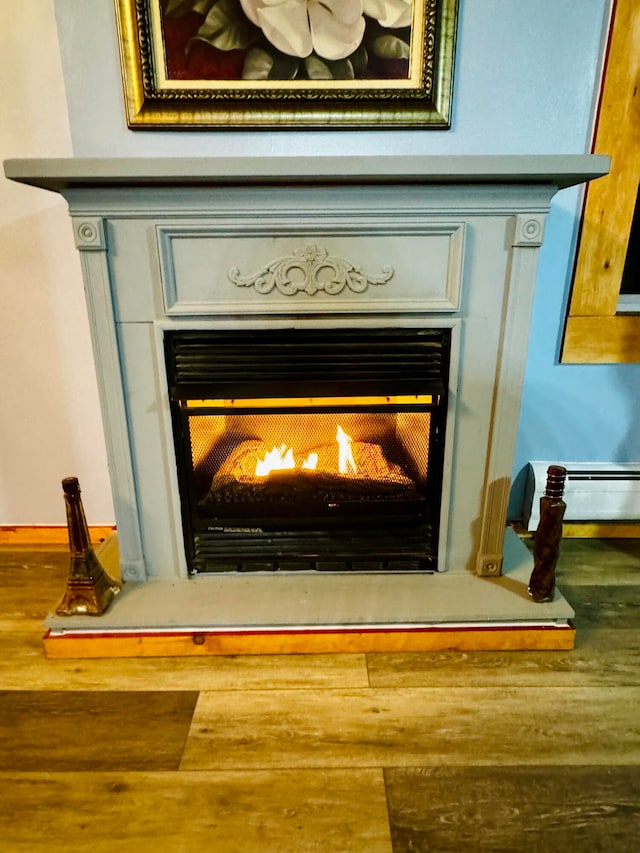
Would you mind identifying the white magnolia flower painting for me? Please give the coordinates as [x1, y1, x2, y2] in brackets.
[115, 0, 457, 127]
[161, 0, 415, 80]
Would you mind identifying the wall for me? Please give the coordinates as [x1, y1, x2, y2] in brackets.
[57, 0, 605, 158]
[3, 0, 638, 524]
[0, 0, 113, 524]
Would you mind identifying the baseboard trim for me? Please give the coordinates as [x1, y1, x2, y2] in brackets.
[0, 525, 116, 545]
[562, 523, 640, 538]
[513, 522, 640, 539]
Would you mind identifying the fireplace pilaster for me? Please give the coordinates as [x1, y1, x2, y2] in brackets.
[72, 215, 147, 582]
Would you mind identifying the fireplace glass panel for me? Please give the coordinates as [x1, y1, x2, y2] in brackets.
[165, 329, 450, 573]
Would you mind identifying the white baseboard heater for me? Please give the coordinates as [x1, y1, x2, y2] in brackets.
[524, 462, 640, 530]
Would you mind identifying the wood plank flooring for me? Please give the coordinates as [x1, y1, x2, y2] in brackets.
[0, 770, 392, 853]
[0, 539, 639, 851]
[385, 766, 640, 853]
[0, 690, 198, 771]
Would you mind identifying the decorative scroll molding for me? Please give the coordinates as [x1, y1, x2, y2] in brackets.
[72, 217, 107, 251]
[228, 244, 394, 297]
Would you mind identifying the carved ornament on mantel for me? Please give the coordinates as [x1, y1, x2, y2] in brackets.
[228, 244, 394, 297]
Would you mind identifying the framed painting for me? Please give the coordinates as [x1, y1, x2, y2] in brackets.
[114, 0, 458, 128]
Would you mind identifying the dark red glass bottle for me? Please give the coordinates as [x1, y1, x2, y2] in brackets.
[528, 465, 567, 603]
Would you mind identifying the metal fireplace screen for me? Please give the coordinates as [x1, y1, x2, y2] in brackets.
[165, 328, 450, 573]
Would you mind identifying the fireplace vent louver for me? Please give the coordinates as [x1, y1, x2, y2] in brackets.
[166, 328, 449, 401]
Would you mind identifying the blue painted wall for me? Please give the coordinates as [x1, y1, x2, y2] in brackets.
[511, 189, 640, 516]
[54, 0, 639, 520]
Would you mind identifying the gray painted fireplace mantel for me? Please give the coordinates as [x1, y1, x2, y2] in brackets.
[5, 155, 609, 633]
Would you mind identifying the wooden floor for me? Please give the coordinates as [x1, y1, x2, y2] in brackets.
[1, 539, 639, 852]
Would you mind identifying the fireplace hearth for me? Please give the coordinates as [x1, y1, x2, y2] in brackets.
[4, 155, 609, 651]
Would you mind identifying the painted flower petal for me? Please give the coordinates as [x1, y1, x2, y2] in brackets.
[240, 0, 313, 57]
[363, 0, 412, 29]
[240, 0, 367, 61]
[308, 0, 366, 60]
[237, 0, 262, 26]
[312, 0, 364, 26]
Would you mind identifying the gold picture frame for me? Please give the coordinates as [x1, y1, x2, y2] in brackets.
[114, 0, 458, 128]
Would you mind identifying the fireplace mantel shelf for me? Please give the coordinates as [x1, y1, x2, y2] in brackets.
[4, 154, 609, 194]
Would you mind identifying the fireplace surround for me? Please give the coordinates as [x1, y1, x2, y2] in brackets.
[5, 155, 608, 649]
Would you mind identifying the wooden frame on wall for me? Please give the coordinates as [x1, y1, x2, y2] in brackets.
[562, 0, 640, 364]
[114, 0, 458, 128]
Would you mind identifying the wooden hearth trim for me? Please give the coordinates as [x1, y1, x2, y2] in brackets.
[43, 624, 576, 658]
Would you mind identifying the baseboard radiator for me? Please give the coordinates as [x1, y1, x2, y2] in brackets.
[524, 462, 640, 530]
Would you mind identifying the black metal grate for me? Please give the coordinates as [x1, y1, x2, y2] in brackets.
[192, 527, 435, 573]
[166, 328, 449, 400]
[165, 327, 450, 574]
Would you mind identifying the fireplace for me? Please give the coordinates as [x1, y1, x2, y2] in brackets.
[165, 327, 450, 574]
[4, 155, 609, 651]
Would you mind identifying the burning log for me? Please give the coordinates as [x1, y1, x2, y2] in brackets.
[200, 437, 419, 508]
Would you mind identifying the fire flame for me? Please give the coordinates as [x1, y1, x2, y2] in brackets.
[336, 425, 357, 475]
[302, 452, 319, 471]
[254, 426, 357, 477]
[255, 445, 295, 477]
